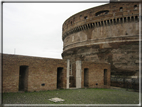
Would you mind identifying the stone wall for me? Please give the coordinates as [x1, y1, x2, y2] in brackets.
[63, 21, 139, 51]
[62, 2, 139, 38]
[2, 54, 67, 92]
[62, 2, 140, 79]
[63, 41, 139, 74]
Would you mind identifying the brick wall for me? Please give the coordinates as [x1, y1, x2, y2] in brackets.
[2, 54, 67, 92]
[2, 54, 111, 93]
[82, 62, 111, 88]
[62, 2, 139, 83]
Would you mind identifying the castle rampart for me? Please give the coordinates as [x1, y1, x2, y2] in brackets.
[62, 3, 139, 50]
[2, 2, 140, 93]
[62, 2, 140, 86]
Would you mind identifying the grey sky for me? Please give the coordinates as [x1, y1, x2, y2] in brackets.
[3, 2, 109, 59]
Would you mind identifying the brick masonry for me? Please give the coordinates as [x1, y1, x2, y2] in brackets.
[62, 2, 140, 79]
[2, 54, 67, 92]
[4, 2, 140, 93]
[82, 62, 111, 88]
[2, 54, 111, 92]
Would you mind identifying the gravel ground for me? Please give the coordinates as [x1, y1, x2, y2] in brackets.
[2, 88, 139, 104]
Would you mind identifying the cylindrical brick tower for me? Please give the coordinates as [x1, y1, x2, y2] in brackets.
[62, 2, 140, 83]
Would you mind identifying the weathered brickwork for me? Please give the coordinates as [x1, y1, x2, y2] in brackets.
[81, 62, 111, 88]
[62, 2, 140, 78]
[2, 54, 67, 92]
[4, 2, 141, 92]
[2, 54, 110, 92]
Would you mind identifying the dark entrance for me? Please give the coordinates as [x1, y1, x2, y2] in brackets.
[104, 69, 107, 85]
[19, 66, 28, 91]
[57, 67, 63, 89]
[84, 68, 89, 87]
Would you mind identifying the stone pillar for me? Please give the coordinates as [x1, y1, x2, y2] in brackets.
[76, 60, 82, 88]
[67, 59, 70, 89]
[106, 21, 108, 25]
[112, 19, 114, 24]
[123, 17, 124, 23]
[126, 17, 128, 22]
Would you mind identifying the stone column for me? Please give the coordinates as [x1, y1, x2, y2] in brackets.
[67, 59, 70, 89]
[76, 60, 82, 88]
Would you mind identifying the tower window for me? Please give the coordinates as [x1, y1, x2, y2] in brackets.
[84, 16, 88, 19]
[95, 10, 109, 16]
[124, 17, 126, 22]
[110, 19, 112, 24]
[120, 18, 123, 22]
[134, 5, 138, 10]
[135, 16, 138, 21]
[80, 15, 82, 19]
[120, 7, 123, 12]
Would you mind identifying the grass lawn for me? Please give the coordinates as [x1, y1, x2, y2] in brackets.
[3, 88, 139, 104]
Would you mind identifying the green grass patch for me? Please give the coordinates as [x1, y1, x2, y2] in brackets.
[3, 88, 139, 104]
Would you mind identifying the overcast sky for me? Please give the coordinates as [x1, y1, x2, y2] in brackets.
[3, 1, 109, 59]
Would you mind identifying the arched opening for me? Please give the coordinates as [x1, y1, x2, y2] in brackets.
[135, 16, 138, 21]
[19, 65, 28, 91]
[57, 67, 63, 89]
[84, 16, 88, 19]
[120, 17, 123, 23]
[128, 17, 130, 22]
[134, 5, 138, 10]
[92, 23, 95, 27]
[124, 17, 126, 22]
[98, 22, 101, 26]
[110, 19, 112, 24]
[104, 20, 106, 25]
[90, 23, 92, 28]
[117, 18, 119, 23]
[101, 21, 103, 26]
[95, 22, 97, 26]
[119, 7, 123, 12]
[84, 68, 89, 87]
[88, 24, 90, 28]
[131, 16, 134, 21]
[113, 19, 116, 24]
[107, 20, 109, 25]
